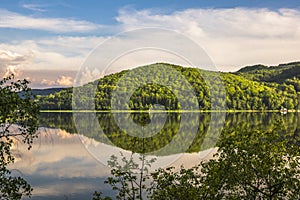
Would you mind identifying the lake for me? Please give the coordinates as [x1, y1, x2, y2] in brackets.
[13, 112, 300, 199]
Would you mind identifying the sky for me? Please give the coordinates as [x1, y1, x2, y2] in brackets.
[0, 0, 300, 88]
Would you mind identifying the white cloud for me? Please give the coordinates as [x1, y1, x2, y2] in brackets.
[20, 70, 77, 88]
[0, 49, 33, 66]
[3, 65, 21, 77]
[34, 36, 105, 56]
[41, 76, 73, 87]
[41, 78, 55, 86]
[116, 7, 300, 71]
[77, 66, 102, 86]
[1, 7, 300, 87]
[0, 36, 105, 86]
[0, 49, 33, 77]
[22, 4, 47, 12]
[0, 9, 101, 33]
[56, 75, 73, 86]
[0, 36, 105, 71]
[117, 7, 300, 38]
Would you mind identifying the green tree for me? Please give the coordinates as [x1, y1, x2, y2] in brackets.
[0, 74, 39, 199]
[149, 165, 203, 200]
[94, 152, 156, 200]
[93, 123, 300, 200]
[201, 124, 300, 199]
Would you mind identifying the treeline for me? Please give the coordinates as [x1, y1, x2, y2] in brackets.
[37, 62, 300, 110]
[37, 88, 72, 110]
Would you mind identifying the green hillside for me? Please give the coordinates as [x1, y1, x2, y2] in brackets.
[37, 63, 299, 111]
[236, 62, 300, 92]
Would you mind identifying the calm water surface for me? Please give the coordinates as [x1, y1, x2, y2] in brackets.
[13, 112, 300, 199]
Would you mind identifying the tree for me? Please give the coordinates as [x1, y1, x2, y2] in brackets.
[93, 152, 156, 200]
[0, 74, 39, 199]
[201, 123, 300, 199]
[149, 165, 203, 200]
[93, 120, 300, 200]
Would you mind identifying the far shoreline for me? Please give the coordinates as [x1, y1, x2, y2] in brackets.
[39, 109, 300, 113]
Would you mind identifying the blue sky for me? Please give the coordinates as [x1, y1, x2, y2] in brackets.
[2, 0, 299, 23]
[0, 0, 300, 88]
[1, 0, 299, 28]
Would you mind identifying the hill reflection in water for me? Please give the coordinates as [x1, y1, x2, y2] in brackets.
[12, 112, 300, 199]
[39, 111, 300, 153]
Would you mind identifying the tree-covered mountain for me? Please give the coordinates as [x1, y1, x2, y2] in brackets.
[37, 62, 300, 110]
[235, 61, 300, 92]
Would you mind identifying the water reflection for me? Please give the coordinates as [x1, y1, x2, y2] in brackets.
[39, 112, 300, 152]
[16, 112, 300, 199]
[11, 128, 112, 199]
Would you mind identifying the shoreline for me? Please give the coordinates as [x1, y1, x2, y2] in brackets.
[39, 109, 300, 113]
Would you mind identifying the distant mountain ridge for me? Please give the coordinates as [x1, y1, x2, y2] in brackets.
[31, 88, 66, 96]
[236, 61, 300, 85]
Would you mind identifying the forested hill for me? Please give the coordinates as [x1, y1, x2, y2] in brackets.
[37, 62, 300, 111]
[235, 62, 300, 91]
